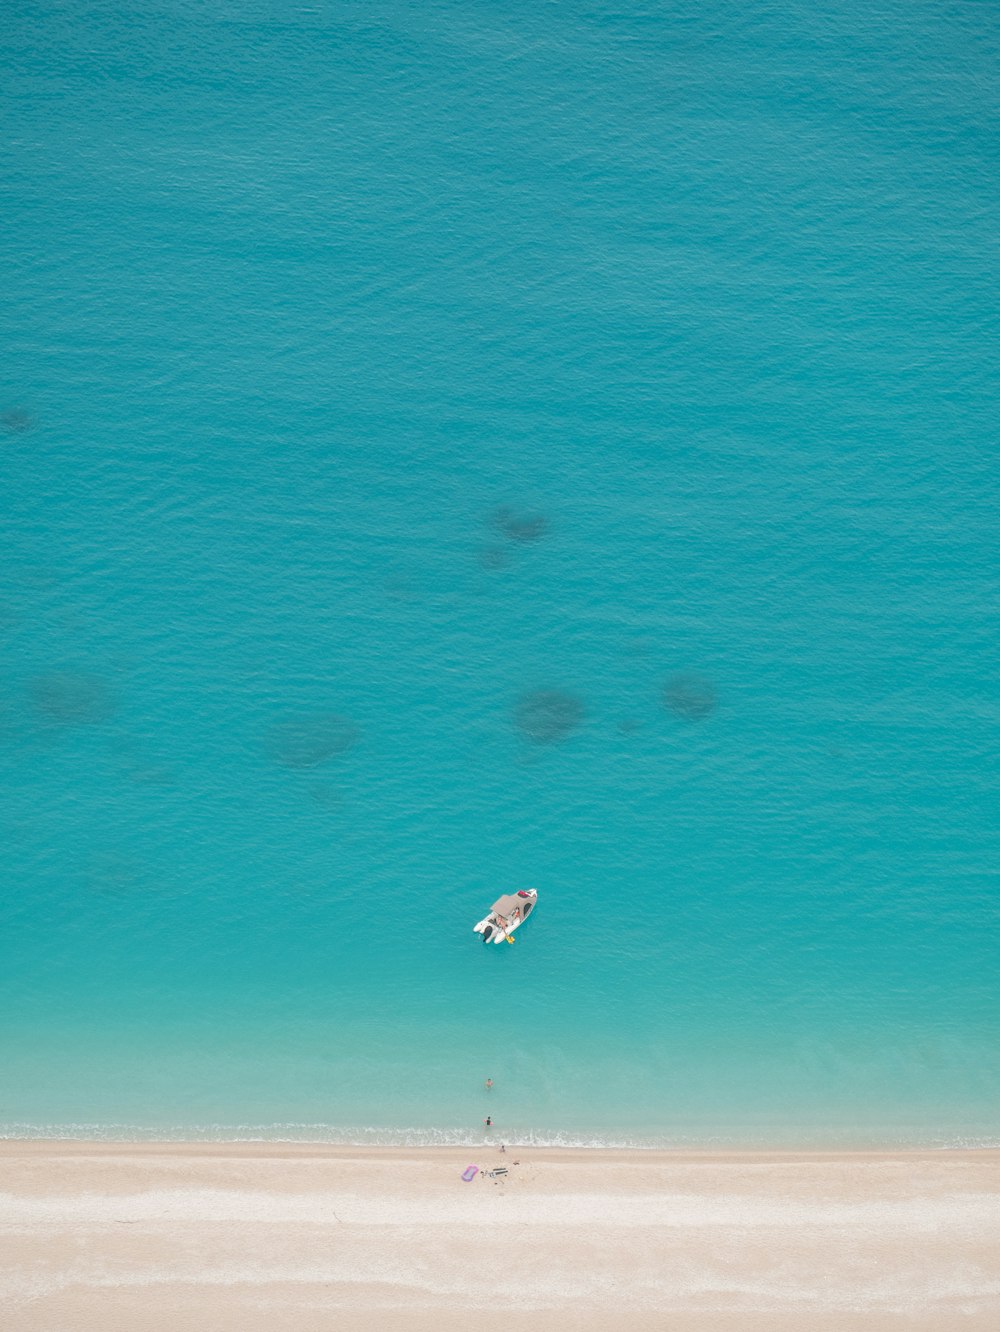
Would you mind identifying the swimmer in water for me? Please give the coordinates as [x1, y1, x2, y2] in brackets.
[484, 1116, 492, 1128]
[485, 1078, 493, 1090]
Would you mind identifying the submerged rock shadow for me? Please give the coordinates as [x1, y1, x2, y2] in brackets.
[265, 712, 360, 769]
[478, 504, 549, 570]
[492, 506, 547, 544]
[513, 688, 584, 745]
[1, 407, 34, 434]
[30, 671, 115, 725]
[663, 673, 717, 721]
[478, 544, 511, 571]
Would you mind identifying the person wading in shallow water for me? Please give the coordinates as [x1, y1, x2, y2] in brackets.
[484, 1116, 492, 1128]
[485, 1078, 493, 1090]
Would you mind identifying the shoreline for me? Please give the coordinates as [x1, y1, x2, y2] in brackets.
[3, 1141, 998, 1329]
[3, 1123, 998, 1152]
[3, 1137, 1000, 1159]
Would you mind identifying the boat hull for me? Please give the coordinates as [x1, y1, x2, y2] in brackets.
[473, 891, 537, 943]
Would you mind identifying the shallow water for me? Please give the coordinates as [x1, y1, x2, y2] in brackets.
[2, 0, 998, 1146]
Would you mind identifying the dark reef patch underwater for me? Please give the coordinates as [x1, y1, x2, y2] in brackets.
[264, 713, 360, 769]
[1, 407, 34, 434]
[30, 672, 115, 726]
[514, 689, 584, 744]
[492, 506, 547, 544]
[663, 673, 717, 722]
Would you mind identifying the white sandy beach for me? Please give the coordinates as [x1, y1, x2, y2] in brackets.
[1, 1141, 998, 1330]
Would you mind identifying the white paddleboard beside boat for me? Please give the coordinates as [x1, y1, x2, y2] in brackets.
[473, 889, 537, 943]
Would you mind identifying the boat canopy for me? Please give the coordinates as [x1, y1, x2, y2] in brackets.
[491, 892, 533, 918]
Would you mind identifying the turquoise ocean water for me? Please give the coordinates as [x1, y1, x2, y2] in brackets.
[2, 0, 998, 1147]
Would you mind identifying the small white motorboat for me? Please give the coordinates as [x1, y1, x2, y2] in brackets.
[474, 889, 537, 944]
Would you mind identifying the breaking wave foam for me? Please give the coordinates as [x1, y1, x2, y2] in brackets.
[2, 1122, 998, 1151]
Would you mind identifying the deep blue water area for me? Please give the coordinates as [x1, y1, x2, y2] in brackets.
[2, 0, 998, 1145]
